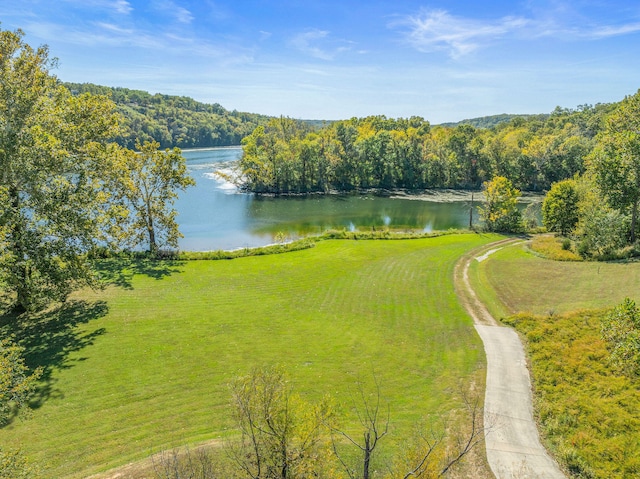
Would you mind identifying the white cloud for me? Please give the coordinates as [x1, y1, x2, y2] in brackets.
[394, 9, 529, 58]
[290, 29, 350, 60]
[589, 22, 640, 39]
[153, 1, 194, 24]
[62, 0, 133, 15]
[112, 0, 132, 14]
[393, 7, 640, 58]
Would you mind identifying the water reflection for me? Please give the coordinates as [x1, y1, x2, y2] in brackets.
[175, 147, 485, 251]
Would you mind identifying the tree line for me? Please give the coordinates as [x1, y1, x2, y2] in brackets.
[63, 82, 273, 150]
[238, 104, 613, 194]
[542, 89, 640, 259]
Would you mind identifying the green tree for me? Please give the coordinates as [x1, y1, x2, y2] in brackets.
[0, 28, 120, 312]
[0, 447, 40, 479]
[0, 338, 42, 477]
[601, 298, 640, 377]
[589, 90, 640, 243]
[0, 338, 41, 425]
[479, 176, 522, 232]
[542, 179, 579, 236]
[573, 175, 628, 258]
[111, 140, 194, 255]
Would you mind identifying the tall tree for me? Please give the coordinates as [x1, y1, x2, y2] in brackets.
[589, 90, 640, 243]
[110, 140, 194, 255]
[0, 28, 120, 312]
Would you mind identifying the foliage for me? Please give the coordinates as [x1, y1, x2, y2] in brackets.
[228, 366, 334, 479]
[108, 140, 195, 254]
[438, 113, 545, 129]
[601, 298, 640, 377]
[0, 339, 42, 479]
[542, 179, 580, 236]
[0, 447, 40, 479]
[63, 82, 274, 149]
[478, 176, 523, 232]
[238, 105, 612, 194]
[529, 235, 582, 262]
[0, 28, 121, 312]
[588, 89, 640, 243]
[503, 310, 640, 478]
[0, 338, 41, 425]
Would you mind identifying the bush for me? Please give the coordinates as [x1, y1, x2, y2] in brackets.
[530, 235, 582, 261]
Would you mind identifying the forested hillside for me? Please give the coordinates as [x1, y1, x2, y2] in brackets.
[439, 113, 545, 129]
[239, 103, 614, 194]
[63, 82, 274, 149]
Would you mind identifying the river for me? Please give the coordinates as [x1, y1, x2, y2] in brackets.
[175, 147, 487, 251]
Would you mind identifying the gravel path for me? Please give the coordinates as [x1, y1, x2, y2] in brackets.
[454, 238, 566, 479]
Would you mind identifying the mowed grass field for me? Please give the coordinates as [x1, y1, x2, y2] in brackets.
[470, 240, 640, 318]
[0, 233, 500, 478]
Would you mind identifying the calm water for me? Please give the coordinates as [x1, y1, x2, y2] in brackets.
[175, 147, 481, 251]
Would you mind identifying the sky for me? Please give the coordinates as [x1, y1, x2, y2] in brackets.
[2, 0, 640, 123]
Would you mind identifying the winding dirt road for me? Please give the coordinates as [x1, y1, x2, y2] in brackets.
[454, 238, 566, 479]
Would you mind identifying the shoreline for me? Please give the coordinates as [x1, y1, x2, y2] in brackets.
[245, 188, 543, 203]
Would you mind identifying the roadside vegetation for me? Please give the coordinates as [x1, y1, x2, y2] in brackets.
[472, 241, 640, 478]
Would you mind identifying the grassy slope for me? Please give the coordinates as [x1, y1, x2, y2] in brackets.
[471, 239, 640, 478]
[0, 234, 499, 478]
[470, 242, 640, 317]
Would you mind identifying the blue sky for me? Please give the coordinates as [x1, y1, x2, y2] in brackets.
[2, 0, 640, 122]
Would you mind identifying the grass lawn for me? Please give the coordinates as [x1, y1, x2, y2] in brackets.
[470, 240, 640, 317]
[0, 233, 500, 478]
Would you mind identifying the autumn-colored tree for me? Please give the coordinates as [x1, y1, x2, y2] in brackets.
[479, 176, 523, 232]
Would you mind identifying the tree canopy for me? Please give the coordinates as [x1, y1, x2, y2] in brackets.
[237, 105, 612, 195]
[109, 140, 195, 254]
[0, 28, 120, 312]
[0, 29, 194, 312]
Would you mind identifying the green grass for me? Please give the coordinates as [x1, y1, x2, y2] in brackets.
[470, 237, 640, 478]
[0, 233, 500, 478]
[503, 311, 640, 478]
[470, 240, 640, 317]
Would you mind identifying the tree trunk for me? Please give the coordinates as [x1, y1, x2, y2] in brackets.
[9, 186, 30, 313]
[146, 207, 157, 254]
[363, 432, 371, 479]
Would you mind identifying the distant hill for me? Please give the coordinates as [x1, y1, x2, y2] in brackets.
[438, 113, 548, 129]
[64, 82, 275, 149]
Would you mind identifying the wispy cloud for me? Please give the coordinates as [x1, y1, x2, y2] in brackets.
[589, 22, 640, 39]
[153, 1, 194, 24]
[393, 9, 528, 58]
[62, 0, 133, 15]
[393, 7, 640, 58]
[290, 29, 351, 60]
